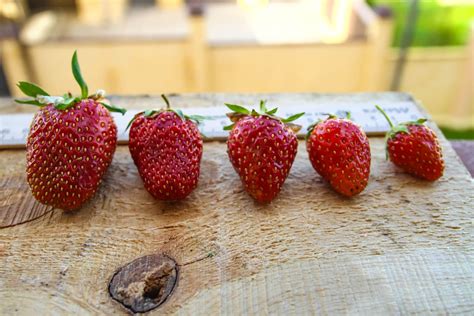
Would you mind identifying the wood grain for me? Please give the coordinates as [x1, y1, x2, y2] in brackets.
[0, 151, 53, 228]
[0, 93, 473, 315]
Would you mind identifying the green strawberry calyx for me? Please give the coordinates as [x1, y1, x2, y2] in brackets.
[305, 112, 351, 139]
[14, 51, 126, 115]
[375, 105, 427, 140]
[125, 94, 208, 131]
[375, 105, 427, 159]
[223, 100, 304, 133]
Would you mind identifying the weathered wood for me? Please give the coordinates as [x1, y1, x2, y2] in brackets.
[0, 171, 53, 228]
[0, 93, 473, 315]
[0, 141, 54, 227]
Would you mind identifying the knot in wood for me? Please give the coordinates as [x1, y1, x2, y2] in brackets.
[108, 254, 178, 313]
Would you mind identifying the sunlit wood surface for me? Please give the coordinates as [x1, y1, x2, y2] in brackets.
[0, 93, 473, 314]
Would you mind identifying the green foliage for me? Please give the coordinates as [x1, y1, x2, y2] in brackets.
[368, 0, 474, 47]
[99, 102, 127, 115]
[224, 103, 250, 115]
[17, 81, 49, 98]
[440, 127, 474, 140]
[14, 99, 43, 106]
[281, 112, 305, 123]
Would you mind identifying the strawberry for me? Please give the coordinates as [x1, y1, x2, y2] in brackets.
[224, 101, 304, 203]
[128, 95, 204, 201]
[15, 51, 126, 210]
[376, 105, 444, 181]
[306, 114, 371, 197]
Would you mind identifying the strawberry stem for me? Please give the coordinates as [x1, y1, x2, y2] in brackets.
[161, 94, 171, 110]
[72, 51, 88, 99]
[375, 105, 394, 128]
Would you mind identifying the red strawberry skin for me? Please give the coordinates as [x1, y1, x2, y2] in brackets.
[227, 115, 298, 203]
[26, 99, 117, 210]
[387, 124, 444, 181]
[306, 118, 371, 197]
[129, 111, 203, 200]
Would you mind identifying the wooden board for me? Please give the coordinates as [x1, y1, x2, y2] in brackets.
[0, 96, 427, 147]
[0, 93, 473, 315]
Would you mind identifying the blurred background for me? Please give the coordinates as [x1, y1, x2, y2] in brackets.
[0, 0, 472, 138]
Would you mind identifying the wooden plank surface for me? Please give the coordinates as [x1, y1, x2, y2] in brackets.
[0, 93, 473, 315]
[0, 96, 428, 147]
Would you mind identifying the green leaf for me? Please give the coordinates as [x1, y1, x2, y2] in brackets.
[14, 99, 44, 106]
[126, 112, 148, 131]
[54, 96, 78, 110]
[224, 103, 250, 115]
[186, 114, 209, 124]
[414, 118, 427, 125]
[305, 122, 318, 139]
[54, 104, 69, 110]
[266, 107, 278, 115]
[143, 109, 156, 117]
[65, 96, 78, 104]
[281, 112, 305, 123]
[223, 123, 234, 131]
[259, 100, 267, 113]
[72, 51, 88, 99]
[187, 114, 209, 121]
[393, 125, 409, 134]
[17, 81, 49, 98]
[125, 117, 137, 131]
[100, 102, 126, 115]
[251, 109, 259, 116]
[387, 124, 409, 141]
[400, 118, 428, 127]
[174, 109, 185, 119]
[346, 111, 352, 120]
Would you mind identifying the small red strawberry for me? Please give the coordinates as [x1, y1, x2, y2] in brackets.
[15, 51, 126, 210]
[376, 105, 444, 181]
[306, 113, 371, 197]
[224, 101, 304, 203]
[128, 94, 204, 201]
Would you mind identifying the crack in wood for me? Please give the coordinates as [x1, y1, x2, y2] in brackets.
[180, 252, 215, 267]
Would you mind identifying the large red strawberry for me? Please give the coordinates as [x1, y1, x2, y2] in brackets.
[15, 51, 126, 210]
[306, 114, 371, 197]
[128, 95, 203, 200]
[224, 101, 304, 203]
[376, 105, 444, 181]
